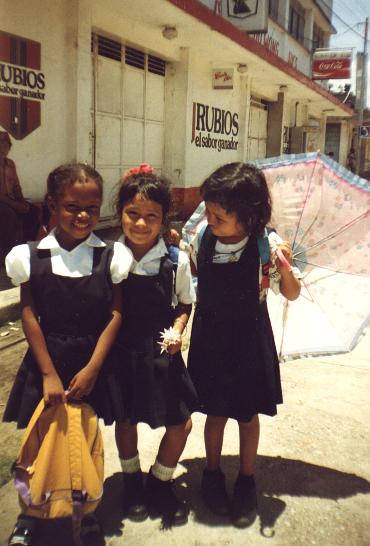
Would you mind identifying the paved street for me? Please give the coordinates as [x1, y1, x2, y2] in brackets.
[0, 326, 369, 546]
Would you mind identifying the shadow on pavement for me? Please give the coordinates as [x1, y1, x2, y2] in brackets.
[176, 454, 370, 534]
[18, 454, 370, 544]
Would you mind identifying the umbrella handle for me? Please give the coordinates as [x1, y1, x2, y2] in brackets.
[276, 248, 292, 272]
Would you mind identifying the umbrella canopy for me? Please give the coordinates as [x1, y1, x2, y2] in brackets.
[183, 152, 370, 358]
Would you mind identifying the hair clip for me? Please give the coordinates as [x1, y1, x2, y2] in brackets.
[123, 163, 153, 179]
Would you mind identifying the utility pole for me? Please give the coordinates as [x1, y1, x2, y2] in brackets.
[356, 17, 368, 175]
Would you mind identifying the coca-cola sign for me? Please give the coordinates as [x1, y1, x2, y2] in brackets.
[312, 49, 352, 80]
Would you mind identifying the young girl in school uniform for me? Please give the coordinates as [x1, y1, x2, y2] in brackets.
[187, 162, 301, 528]
[114, 164, 198, 527]
[4, 163, 132, 545]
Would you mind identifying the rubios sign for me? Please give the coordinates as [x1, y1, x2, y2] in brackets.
[0, 31, 46, 139]
[312, 49, 352, 80]
[191, 102, 239, 152]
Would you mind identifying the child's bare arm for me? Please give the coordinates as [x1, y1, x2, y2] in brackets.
[67, 283, 122, 400]
[164, 303, 192, 355]
[20, 283, 66, 405]
[275, 242, 301, 301]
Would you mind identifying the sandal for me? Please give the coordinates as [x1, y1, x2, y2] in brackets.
[8, 516, 36, 546]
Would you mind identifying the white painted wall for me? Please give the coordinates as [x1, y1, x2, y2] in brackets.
[0, 0, 83, 200]
[182, 52, 247, 189]
[0, 0, 351, 209]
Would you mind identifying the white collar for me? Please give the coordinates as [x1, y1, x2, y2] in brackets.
[118, 234, 167, 263]
[37, 228, 106, 251]
[216, 235, 249, 252]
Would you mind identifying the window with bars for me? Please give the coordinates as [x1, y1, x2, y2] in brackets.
[92, 34, 166, 77]
[289, 1, 305, 44]
[92, 35, 122, 61]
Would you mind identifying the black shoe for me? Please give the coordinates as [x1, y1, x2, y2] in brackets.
[146, 469, 188, 527]
[123, 470, 149, 521]
[231, 473, 257, 528]
[80, 513, 104, 544]
[8, 516, 36, 546]
[201, 468, 229, 516]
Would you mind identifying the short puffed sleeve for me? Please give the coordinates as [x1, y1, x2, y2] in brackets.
[175, 250, 197, 304]
[110, 241, 133, 284]
[5, 244, 31, 286]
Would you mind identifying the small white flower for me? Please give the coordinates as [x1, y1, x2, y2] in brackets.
[158, 327, 181, 354]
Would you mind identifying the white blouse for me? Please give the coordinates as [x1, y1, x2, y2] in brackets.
[190, 227, 301, 301]
[118, 235, 196, 306]
[6, 229, 133, 286]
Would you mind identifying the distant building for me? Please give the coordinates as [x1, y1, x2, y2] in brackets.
[0, 0, 353, 220]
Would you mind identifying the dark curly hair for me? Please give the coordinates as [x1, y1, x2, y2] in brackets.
[115, 172, 172, 226]
[46, 163, 103, 200]
[200, 162, 271, 236]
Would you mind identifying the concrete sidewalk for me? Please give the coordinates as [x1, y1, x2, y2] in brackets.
[0, 286, 20, 325]
[0, 325, 369, 545]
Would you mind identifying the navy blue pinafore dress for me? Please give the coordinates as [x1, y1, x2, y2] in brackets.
[187, 227, 282, 422]
[3, 241, 124, 428]
[116, 249, 198, 429]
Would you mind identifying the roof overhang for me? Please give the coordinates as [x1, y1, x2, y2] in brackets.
[94, 0, 352, 118]
[167, 0, 352, 118]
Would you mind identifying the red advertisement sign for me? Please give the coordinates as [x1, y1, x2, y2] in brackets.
[312, 49, 352, 80]
[0, 31, 45, 139]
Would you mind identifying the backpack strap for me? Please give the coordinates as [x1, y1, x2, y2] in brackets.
[13, 399, 46, 507]
[166, 244, 180, 291]
[15, 399, 46, 461]
[68, 403, 85, 546]
[257, 228, 271, 289]
[257, 228, 270, 265]
[166, 244, 179, 272]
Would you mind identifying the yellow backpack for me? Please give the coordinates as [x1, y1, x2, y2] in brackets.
[13, 400, 104, 541]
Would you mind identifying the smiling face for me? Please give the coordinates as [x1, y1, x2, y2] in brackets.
[205, 201, 247, 244]
[48, 179, 102, 250]
[121, 193, 163, 259]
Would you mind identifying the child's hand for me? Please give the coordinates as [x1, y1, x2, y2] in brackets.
[275, 242, 293, 273]
[66, 365, 98, 401]
[164, 228, 181, 247]
[43, 372, 66, 405]
[166, 338, 182, 355]
[158, 327, 182, 355]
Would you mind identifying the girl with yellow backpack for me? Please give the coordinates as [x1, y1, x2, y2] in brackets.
[4, 163, 132, 545]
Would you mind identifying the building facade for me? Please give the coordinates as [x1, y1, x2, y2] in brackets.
[0, 0, 353, 221]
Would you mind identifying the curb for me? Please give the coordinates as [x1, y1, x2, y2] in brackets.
[0, 287, 20, 326]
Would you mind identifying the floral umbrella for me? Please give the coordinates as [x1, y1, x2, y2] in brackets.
[183, 152, 370, 358]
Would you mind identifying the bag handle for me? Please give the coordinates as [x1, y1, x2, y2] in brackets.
[68, 403, 85, 546]
[16, 399, 47, 457]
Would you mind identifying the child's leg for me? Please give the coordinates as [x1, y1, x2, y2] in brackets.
[115, 420, 138, 459]
[146, 418, 192, 526]
[204, 415, 228, 470]
[231, 414, 259, 528]
[201, 415, 230, 516]
[115, 421, 148, 521]
[239, 414, 260, 475]
[157, 418, 192, 467]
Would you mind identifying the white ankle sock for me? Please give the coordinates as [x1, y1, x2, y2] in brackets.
[151, 458, 176, 482]
[120, 453, 140, 474]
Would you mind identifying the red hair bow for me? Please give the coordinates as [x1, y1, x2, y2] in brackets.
[124, 163, 153, 179]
